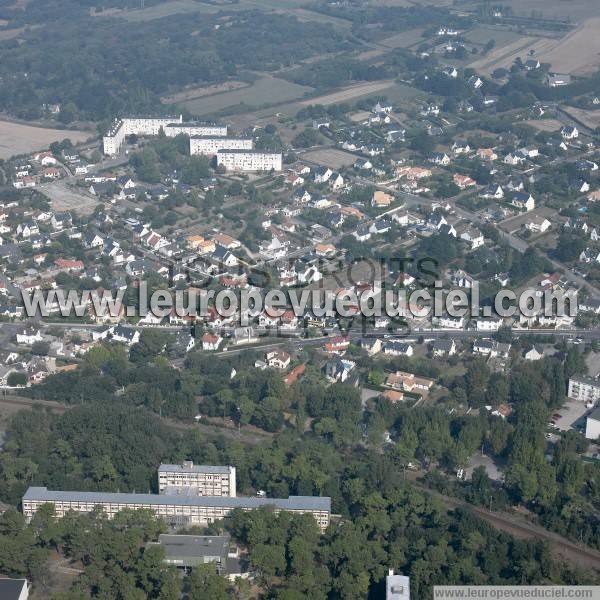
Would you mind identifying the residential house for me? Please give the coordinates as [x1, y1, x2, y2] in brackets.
[325, 358, 356, 383]
[450, 269, 474, 288]
[504, 153, 525, 166]
[51, 212, 72, 231]
[476, 148, 498, 161]
[511, 192, 535, 211]
[479, 184, 504, 200]
[453, 173, 476, 189]
[468, 75, 484, 89]
[111, 325, 140, 345]
[361, 338, 383, 356]
[547, 73, 571, 87]
[266, 350, 291, 370]
[370, 219, 392, 235]
[354, 158, 373, 171]
[524, 346, 544, 361]
[561, 126, 579, 140]
[329, 172, 344, 190]
[83, 231, 104, 249]
[443, 66, 458, 78]
[385, 371, 434, 393]
[429, 152, 450, 166]
[433, 315, 465, 329]
[579, 248, 600, 263]
[474, 316, 502, 332]
[353, 224, 372, 242]
[432, 338, 456, 357]
[172, 331, 195, 354]
[16, 329, 43, 345]
[525, 215, 551, 233]
[212, 246, 238, 268]
[439, 223, 457, 237]
[384, 341, 414, 357]
[452, 140, 471, 155]
[372, 190, 394, 208]
[458, 226, 484, 250]
[323, 336, 350, 355]
[314, 167, 333, 184]
[202, 333, 223, 351]
[473, 339, 511, 358]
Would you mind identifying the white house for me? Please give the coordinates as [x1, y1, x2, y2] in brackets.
[16, 329, 43, 345]
[511, 192, 535, 211]
[561, 126, 579, 140]
[525, 216, 551, 233]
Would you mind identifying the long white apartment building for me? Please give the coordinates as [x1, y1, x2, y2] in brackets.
[190, 137, 253, 156]
[568, 375, 600, 403]
[217, 149, 282, 172]
[166, 122, 228, 138]
[158, 462, 236, 497]
[102, 115, 228, 155]
[22, 487, 331, 531]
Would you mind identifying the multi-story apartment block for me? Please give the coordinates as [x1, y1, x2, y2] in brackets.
[158, 462, 236, 497]
[22, 487, 331, 531]
[568, 375, 600, 403]
[102, 116, 228, 155]
[217, 150, 282, 172]
[190, 137, 253, 156]
[165, 123, 228, 138]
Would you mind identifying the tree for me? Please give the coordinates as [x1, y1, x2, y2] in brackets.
[7, 372, 27, 387]
[186, 563, 229, 600]
[31, 341, 50, 356]
[291, 129, 322, 148]
[554, 233, 586, 263]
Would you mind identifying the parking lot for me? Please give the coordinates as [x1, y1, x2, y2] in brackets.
[554, 398, 590, 432]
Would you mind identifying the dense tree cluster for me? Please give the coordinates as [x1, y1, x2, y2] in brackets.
[0, 11, 351, 120]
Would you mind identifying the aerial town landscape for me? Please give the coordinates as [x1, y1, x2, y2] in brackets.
[0, 0, 600, 597]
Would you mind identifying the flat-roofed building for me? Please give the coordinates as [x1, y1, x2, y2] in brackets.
[22, 487, 331, 531]
[102, 117, 228, 155]
[190, 137, 253, 156]
[158, 462, 236, 497]
[585, 407, 600, 440]
[165, 122, 228, 138]
[103, 116, 184, 155]
[149, 534, 230, 569]
[568, 375, 600, 403]
[217, 150, 282, 172]
[386, 570, 410, 600]
[0, 579, 29, 600]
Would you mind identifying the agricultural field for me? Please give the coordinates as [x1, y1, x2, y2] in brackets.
[468, 35, 542, 74]
[0, 26, 24, 40]
[226, 79, 422, 131]
[0, 121, 91, 160]
[302, 148, 358, 169]
[523, 118, 563, 132]
[464, 26, 527, 49]
[378, 28, 427, 49]
[537, 18, 600, 75]
[381, 82, 427, 104]
[349, 110, 371, 123]
[161, 81, 249, 105]
[495, 0, 600, 21]
[561, 106, 600, 130]
[298, 80, 396, 106]
[180, 76, 313, 116]
[120, 0, 219, 22]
